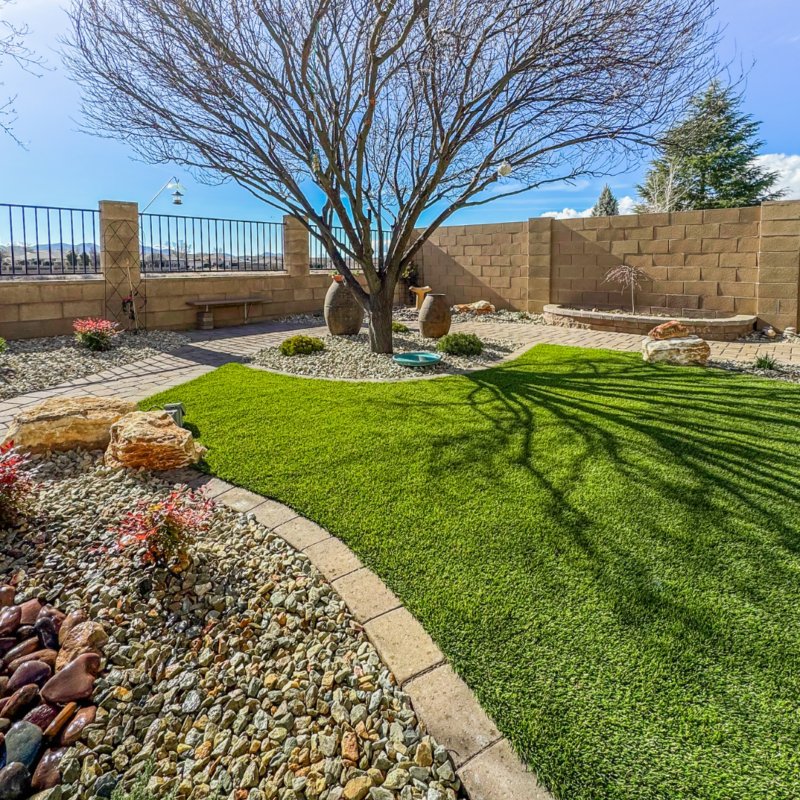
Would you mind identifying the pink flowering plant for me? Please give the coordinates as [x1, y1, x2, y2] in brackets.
[0, 441, 35, 528]
[73, 317, 118, 352]
[113, 488, 214, 567]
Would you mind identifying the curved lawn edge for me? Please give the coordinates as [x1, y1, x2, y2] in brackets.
[163, 468, 552, 800]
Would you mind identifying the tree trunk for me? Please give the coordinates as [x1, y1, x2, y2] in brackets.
[366, 284, 395, 354]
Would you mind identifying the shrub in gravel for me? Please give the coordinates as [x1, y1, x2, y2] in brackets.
[755, 354, 779, 371]
[279, 334, 325, 356]
[115, 488, 214, 567]
[0, 441, 34, 527]
[437, 332, 484, 356]
[392, 321, 410, 333]
[74, 317, 118, 351]
[0, 337, 6, 355]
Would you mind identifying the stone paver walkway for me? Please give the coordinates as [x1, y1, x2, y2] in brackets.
[2, 318, 799, 434]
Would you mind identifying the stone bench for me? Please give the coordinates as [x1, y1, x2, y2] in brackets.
[186, 297, 265, 330]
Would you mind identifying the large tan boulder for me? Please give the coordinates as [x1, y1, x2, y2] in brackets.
[642, 335, 710, 366]
[105, 410, 205, 470]
[2, 397, 138, 454]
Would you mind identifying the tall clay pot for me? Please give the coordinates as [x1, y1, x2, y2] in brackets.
[324, 275, 364, 335]
[419, 293, 451, 338]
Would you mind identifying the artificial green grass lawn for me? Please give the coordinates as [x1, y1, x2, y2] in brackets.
[147, 345, 800, 800]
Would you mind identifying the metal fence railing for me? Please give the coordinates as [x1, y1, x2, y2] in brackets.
[140, 213, 284, 273]
[0, 204, 101, 276]
[309, 225, 391, 271]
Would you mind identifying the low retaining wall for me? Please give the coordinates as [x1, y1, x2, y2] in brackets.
[543, 304, 757, 342]
[0, 272, 406, 339]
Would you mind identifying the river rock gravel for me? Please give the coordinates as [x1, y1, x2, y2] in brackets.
[0, 331, 190, 401]
[2, 451, 465, 800]
[248, 332, 520, 381]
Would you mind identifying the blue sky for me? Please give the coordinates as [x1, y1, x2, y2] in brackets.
[1, 0, 798, 225]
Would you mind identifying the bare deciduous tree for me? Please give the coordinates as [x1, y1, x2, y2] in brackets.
[634, 159, 688, 213]
[64, 0, 718, 352]
[0, 0, 46, 145]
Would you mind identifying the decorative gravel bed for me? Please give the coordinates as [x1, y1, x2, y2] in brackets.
[1, 450, 465, 800]
[392, 308, 545, 326]
[248, 332, 520, 381]
[0, 331, 190, 401]
[709, 359, 800, 385]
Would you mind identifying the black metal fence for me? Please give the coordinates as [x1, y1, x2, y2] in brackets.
[0, 204, 101, 276]
[140, 213, 284, 273]
[309, 225, 391, 270]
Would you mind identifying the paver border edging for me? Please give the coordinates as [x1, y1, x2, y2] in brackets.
[164, 471, 553, 800]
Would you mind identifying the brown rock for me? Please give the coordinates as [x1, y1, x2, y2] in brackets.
[6, 662, 51, 694]
[0, 684, 40, 720]
[43, 702, 77, 740]
[36, 606, 66, 634]
[341, 730, 359, 762]
[641, 335, 711, 366]
[57, 705, 95, 746]
[3, 638, 39, 665]
[23, 703, 60, 732]
[0, 638, 17, 660]
[19, 600, 42, 627]
[2, 397, 138, 454]
[343, 775, 373, 800]
[41, 653, 101, 704]
[31, 746, 69, 791]
[104, 411, 206, 470]
[648, 320, 691, 340]
[55, 622, 108, 672]
[0, 586, 14, 609]
[0, 676, 7, 698]
[57, 610, 88, 647]
[0, 606, 20, 637]
[8, 650, 58, 674]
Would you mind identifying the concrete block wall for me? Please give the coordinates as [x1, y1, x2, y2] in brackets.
[546, 207, 762, 319]
[418, 222, 529, 311]
[416, 200, 800, 331]
[756, 201, 800, 331]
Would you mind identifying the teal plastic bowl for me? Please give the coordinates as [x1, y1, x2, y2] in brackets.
[393, 352, 442, 367]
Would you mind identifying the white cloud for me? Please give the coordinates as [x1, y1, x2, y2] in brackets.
[542, 195, 635, 219]
[754, 154, 800, 200]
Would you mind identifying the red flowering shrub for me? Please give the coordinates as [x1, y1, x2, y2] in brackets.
[0, 441, 34, 527]
[73, 317, 118, 351]
[114, 488, 214, 566]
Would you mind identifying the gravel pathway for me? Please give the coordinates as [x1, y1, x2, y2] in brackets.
[249, 332, 520, 381]
[0, 331, 190, 401]
[2, 451, 465, 800]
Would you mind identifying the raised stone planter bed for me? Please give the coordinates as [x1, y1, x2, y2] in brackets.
[542, 304, 757, 342]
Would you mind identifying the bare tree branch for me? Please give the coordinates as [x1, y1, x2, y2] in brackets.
[0, 0, 47, 145]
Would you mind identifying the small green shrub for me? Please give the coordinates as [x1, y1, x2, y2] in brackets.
[279, 335, 325, 356]
[755, 354, 778, 371]
[0, 337, 6, 355]
[392, 322, 409, 333]
[437, 332, 484, 356]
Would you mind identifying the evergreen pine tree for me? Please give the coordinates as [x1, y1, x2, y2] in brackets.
[637, 81, 783, 211]
[591, 184, 619, 217]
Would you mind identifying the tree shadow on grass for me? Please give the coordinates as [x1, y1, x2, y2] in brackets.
[420, 348, 800, 665]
